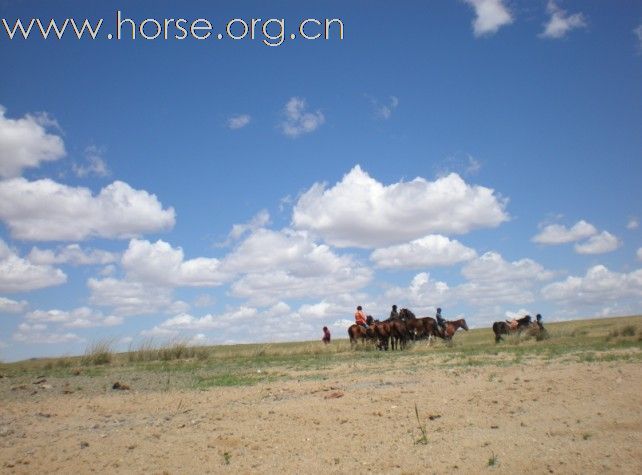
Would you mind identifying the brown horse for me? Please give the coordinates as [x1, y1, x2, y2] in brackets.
[388, 319, 410, 350]
[398, 308, 417, 321]
[492, 315, 531, 343]
[371, 321, 391, 350]
[442, 319, 469, 340]
[405, 317, 443, 341]
[348, 324, 368, 346]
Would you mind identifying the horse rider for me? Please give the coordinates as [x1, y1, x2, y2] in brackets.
[536, 313, 544, 330]
[355, 306, 368, 329]
[389, 304, 399, 320]
[436, 307, 446, 330]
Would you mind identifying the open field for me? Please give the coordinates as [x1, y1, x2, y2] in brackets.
[1, 315, 641, 474]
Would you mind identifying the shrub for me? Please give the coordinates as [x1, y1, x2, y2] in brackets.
[81, 339, 113, 365]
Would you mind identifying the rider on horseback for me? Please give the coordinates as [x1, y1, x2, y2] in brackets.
[355, 306, 368, 329]
[436, 307, 446, 330]
[389, 304, 399, 320]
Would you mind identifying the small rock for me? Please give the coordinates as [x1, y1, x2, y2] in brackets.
[80, 441, 89, 449]
[112, 382, 130, 390]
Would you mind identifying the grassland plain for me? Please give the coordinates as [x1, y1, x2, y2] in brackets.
[1, 316, 641, 474]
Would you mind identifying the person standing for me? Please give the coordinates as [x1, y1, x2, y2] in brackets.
[322, 326, 331, 344]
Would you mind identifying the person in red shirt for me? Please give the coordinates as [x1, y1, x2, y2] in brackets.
[322, 326, 331, 344]
[355, 305, 368, 329]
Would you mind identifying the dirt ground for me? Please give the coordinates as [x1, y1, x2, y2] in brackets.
[1, 360, 641, 474]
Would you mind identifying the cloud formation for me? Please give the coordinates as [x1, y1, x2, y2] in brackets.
[0, 178, 175, 241]
[370, 234, 477, 269]
[0, 105, 65, 178]
[12, 323, 81, 344]
[540, 1, 587, 39]
[28, 244, 118, 266]
[370, 95, 399, 120]
[122, 239, 228, 287]
[227, 114, 251, 130]
[542, 265, 642, 306]
[225, 228, 372, 306]
[88, 277, 188, 317]
[0, 296, 28, 314]
[26, 306, 122, 328]
[0, 239, 67, 293]
[635, 24, 642, 51]
[573, 231, 620, 255]
[532, 220, 596, 244]
[463, 0, 513, 37]
[279, 97, 325, 137]
[72, 145, 110, 178]
[292, 165, 508, 248]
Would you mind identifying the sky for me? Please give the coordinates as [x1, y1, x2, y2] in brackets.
[1, 0, 641, 362]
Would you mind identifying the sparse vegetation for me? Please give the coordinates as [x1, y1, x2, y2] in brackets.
[414, 403, 428, 445]
[81, 339, 114, 366]
[0, 315, 640, 390]
[621, 325, 636, 337]
[488, 452, 498, 467]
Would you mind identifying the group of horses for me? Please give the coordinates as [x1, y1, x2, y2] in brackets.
[492, 314, 545, 343]
[348, 308, 469, 350]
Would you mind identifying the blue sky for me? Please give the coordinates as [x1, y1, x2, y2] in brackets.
[1, 0, 641, 361]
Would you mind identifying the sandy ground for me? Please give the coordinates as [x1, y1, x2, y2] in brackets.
[1, 360, 641, 474]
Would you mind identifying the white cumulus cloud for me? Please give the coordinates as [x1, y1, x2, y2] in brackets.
[88, 277, 188, 317]
[540, 1, 587, 39]
[371, 234, 477, 269]
[13, 323, 81, 344]
[542, 265, 642, 306]
[0, 178, 175, 241]
[532, 220, 597, 244]
[279, 97, 325, 137]
[463, 0, 513, 37]
[28, 244, 118, 266]
[122, 239, 228, 287]
[292, 165, 508, 248]
[26, 306, 122, 328]
[457, 251, 554, 306]
[0, 296, 28, 314]
[223, 228, 372, 306]
[0, 105, 65, 178]
[0, 239, 67, 293]
[574, 231, 620, 255]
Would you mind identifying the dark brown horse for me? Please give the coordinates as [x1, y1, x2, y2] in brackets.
[492, 315, 532, 343]
[398, 308, 417, 321]
[371, 321, 391, 350]
[348, 324, 368, 346]
[405, 316, 443, 341]
[388, 319, 410, 350]
[442, 319, 469, 340]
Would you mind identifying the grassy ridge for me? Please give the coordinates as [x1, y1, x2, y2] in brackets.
[1, 315, 641, 392]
